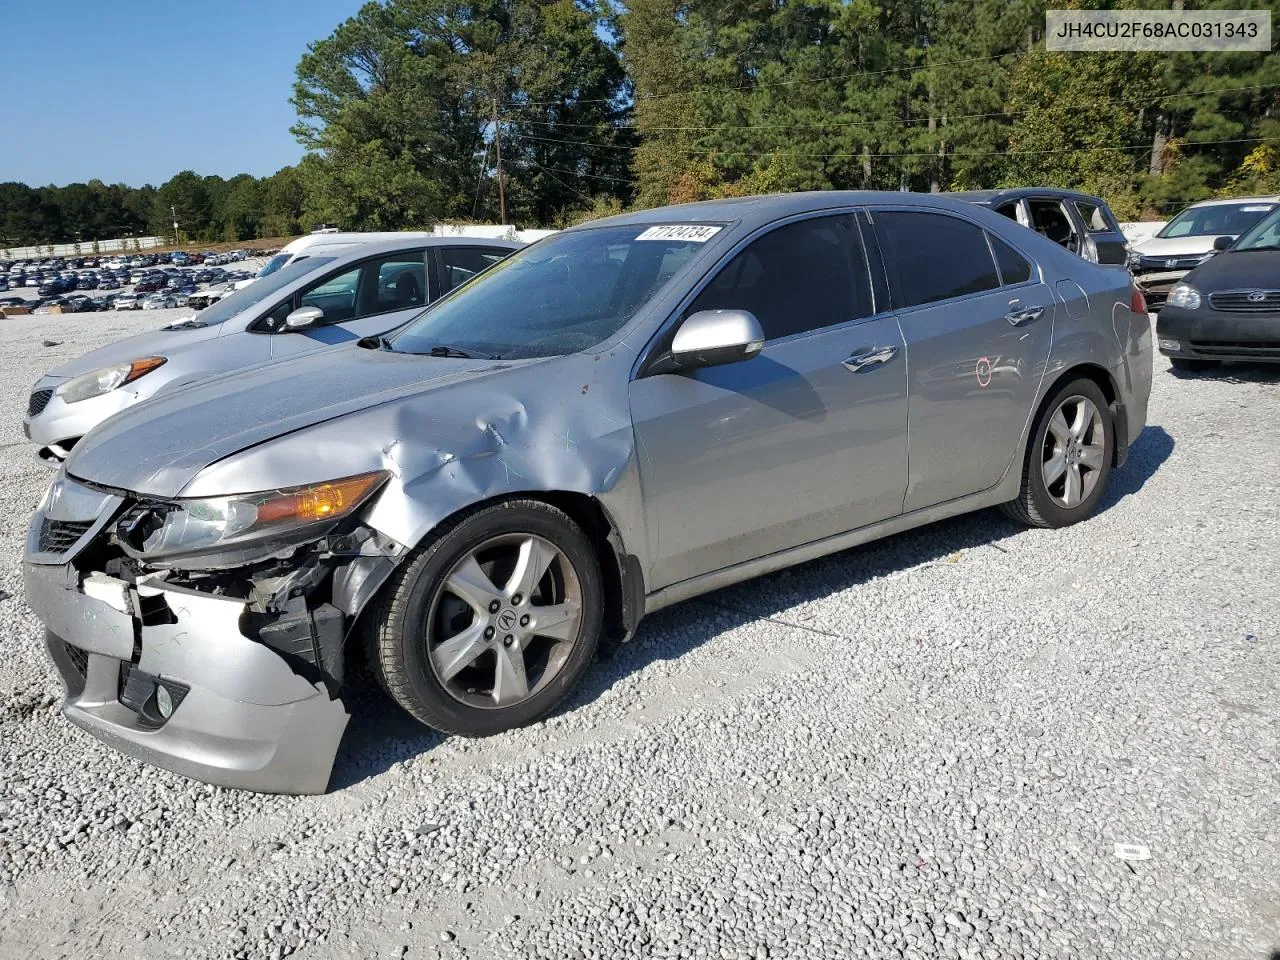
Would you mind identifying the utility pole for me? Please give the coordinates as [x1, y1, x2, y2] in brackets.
[170, 205, 180, 244]
[491, 99, 507, 225]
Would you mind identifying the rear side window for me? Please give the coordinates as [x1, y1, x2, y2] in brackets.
[873, 211, 1000, 308]
[1074, 200, 1113, 233]
[988, 234, 1033, 285]
[688, 214, 871, 340]
[995, 202, 1020, 222]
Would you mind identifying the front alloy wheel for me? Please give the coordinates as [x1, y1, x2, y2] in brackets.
[370, 500, 603, 736]
[429, 533, 583, 709]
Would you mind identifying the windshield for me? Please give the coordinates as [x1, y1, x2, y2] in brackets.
[188, 257, 334, 326]
[256, 252, 292, 278]
[389, 225, 718, 359]
[1231, 207, 1280, 251]
[1157, 202, 1276, 239]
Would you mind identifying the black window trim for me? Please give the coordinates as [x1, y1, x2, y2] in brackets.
[867, 205, 1039, 314]
[634, 207, 884, 380]
[249, 246, 431, 334]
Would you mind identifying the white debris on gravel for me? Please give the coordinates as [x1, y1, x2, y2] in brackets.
[0, 312, 1277, 960]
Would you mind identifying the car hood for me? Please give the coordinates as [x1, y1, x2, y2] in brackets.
[44, 322, 225, 379]
[66, 345, 525, 497]
[1131, 235, 1227, 257]
[1184, 249, 1280, 291]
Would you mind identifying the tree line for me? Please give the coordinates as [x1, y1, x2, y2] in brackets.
[3, 0, 1278, 246]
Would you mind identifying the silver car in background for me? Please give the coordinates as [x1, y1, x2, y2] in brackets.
[24, 192, 1152, 793]
[22, 237, 520, 464]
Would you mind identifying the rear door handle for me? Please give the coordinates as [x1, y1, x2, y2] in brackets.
[843, 344, 898, 372]
[1005, 306, 1045, 326]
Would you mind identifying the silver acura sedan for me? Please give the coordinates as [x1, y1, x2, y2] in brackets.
[23, 192, 1152, 793]
[22, 237, 519, 465]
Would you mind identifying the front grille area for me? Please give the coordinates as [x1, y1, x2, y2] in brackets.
[1135, 256, 1203, 273]
[38, 518, 93, 554]
[27, 388, 53, 417]
[1207, 290, 1280, 313]
[1189, 339, 1280, 358]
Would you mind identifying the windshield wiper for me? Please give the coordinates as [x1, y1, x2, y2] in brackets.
[1236, 244, 1280, 252]
[426, 344, 491, 359]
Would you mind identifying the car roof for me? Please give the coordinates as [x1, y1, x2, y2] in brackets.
[300, 236, 523, 261]
[1181, 195, 1280, 208]
[569, 190, 1003, 233]
[945, 187, 1106, 206]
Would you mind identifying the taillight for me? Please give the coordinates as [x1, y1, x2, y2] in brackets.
[1130, 285, 1148, 315]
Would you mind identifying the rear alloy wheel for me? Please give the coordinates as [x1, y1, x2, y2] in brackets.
[369, 500, 603, 736]
[1002, 378, 1113, 528]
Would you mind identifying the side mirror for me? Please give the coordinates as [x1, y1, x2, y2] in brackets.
[284, 305, 324, 330]
[1212, 235, 1234, 252]
[668, 309, 765, 371]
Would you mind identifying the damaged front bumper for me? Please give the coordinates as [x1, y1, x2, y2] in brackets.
[25, 562, 350, 794]
[19, 474, 387, 795]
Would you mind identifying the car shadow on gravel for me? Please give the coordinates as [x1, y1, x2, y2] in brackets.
[329, 423, 1175, 790]
[1168, 361, 1280, 385]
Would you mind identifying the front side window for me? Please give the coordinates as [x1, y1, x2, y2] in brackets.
[687, 214, 871, 340]
[390, 226, 712, 359]
[1158, 202, 1277, 239]
[192, 256, 335, 326]
[874, 211, 1001, 308]
[440, 247, 509, 293]
[262, 251, 427, 330]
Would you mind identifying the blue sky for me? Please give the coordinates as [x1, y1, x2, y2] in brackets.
[1, 0, 360, 188]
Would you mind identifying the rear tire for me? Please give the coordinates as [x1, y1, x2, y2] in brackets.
[368, 499, 603, 736]
[1002, 378, 1113, 529]
[1170, 357, 1217, 373]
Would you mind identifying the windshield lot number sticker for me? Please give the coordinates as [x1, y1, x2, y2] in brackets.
[636, 225, 722, 243]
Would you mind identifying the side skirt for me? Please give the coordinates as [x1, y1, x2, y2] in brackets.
[642, 481, 1018, 616]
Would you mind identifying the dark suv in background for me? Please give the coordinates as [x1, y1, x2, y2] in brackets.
[951, 188, 1129, 266]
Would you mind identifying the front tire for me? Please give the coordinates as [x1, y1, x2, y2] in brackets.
[1002, 378, 1113, 529]
[369, 499, 603, 736]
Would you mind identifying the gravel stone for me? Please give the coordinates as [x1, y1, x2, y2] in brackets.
[0, 311, 1276, 959]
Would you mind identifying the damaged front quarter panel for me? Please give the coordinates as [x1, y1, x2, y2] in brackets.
[176, 349, 651, 592]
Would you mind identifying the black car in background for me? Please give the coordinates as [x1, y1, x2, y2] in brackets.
[949, 187, 1129, 266]
[1157, 206, 1280, 370]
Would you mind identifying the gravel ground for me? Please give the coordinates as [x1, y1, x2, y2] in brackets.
[0, 310, 1277, 960]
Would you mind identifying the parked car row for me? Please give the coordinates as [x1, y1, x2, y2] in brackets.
[20, 197, 1155, 794]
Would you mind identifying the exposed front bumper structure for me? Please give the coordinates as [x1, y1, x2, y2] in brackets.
[24, 557, 350, 796]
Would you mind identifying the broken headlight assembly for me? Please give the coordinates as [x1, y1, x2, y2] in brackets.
[115, 471, 388, 566]
[56, 357, 167, 404]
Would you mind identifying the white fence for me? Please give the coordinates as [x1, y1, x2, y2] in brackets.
[1, 236, 169, 260]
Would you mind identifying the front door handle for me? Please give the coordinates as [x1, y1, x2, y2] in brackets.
[1005, 306, 1045, 326]
[843, 344, 899, 372]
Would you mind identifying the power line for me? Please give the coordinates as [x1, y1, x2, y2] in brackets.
[506, 49, 1029, 110]
[506, 133, 1280, 162]
[502, 81, 1280, 134]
